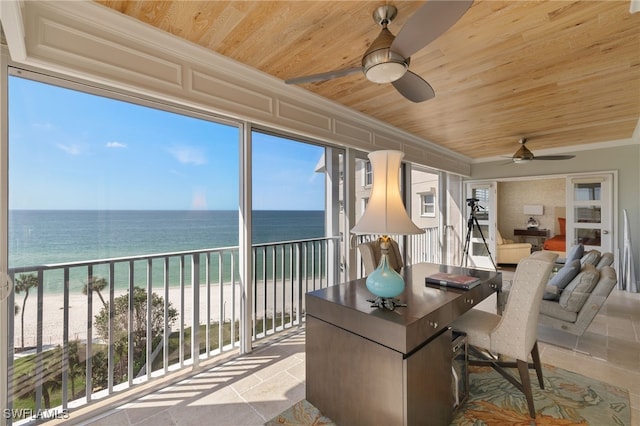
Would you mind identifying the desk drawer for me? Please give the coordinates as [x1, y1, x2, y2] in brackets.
[413, 306, 452, 347]
[451, 285, 484, 317]
[483, 280, 501, 299]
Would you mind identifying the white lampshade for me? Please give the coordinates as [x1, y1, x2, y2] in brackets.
[351, 150, 424, 236]
[523, 204, 543, 215]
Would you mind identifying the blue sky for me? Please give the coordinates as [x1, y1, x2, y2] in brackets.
[8, 76, 325, 210]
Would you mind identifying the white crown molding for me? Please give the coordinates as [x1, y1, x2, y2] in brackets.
[0, 0, 27, 61]
[1, 0, 472, 175]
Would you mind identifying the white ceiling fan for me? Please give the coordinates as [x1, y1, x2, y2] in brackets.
[510, 138, 576, 164]
[285, 1, 473, 103]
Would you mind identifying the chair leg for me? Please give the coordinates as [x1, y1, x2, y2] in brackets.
[517, 359, 536, 419]
[531, 341, 544, 389]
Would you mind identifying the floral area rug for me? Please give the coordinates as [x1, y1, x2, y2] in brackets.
[266, 364, 629, 425]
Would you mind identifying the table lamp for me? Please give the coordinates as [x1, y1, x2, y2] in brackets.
[351, 150, 424, 309]
[523, 204, 543, 228]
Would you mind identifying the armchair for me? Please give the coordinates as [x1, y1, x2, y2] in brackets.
[496, 230, 532, 265]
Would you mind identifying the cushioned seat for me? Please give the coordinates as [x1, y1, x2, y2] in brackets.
[451, 252, 555, 419]
[539, 263, 617, 336]
[502, 249, 618, 337]
[495, 230, 532, 265]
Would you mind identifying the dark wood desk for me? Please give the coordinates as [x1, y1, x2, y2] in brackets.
[305, 263, 501, 426]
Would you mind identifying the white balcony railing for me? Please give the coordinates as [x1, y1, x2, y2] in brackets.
[6, 236, 340, 424]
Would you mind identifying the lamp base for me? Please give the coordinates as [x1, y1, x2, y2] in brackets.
[367, 296, 407, 310]
[365, 238, 406, 310]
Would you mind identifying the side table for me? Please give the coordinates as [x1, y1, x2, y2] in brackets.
[513, 228, 549, 250]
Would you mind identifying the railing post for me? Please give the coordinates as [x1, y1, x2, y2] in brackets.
[179, 256, 185, 367]
[128, 260, 134, 388]
[108, 262, 115, 393]
[163, 256, 170, 373]
[191, 253, 200, 369]
[296, 242, 303, 327]
[35, 270, 44, 411]
[146, 258, 152, 381]
[85, 266, 93, 403]
[62, 268, 70, 409]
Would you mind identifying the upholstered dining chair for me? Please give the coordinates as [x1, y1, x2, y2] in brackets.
[451, 254, 555, 419]
[357, 238, 404, 275]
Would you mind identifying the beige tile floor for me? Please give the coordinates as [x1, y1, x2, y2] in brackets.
[58, 287, 640, 426]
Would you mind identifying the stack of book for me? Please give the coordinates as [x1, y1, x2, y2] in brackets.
[425, 272, 480, 290]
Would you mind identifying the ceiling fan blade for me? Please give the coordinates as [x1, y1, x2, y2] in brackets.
[392, 71, 435, 103]
[285, 67, 362, 85]
[391, 0, 473, 59]
[533, 155, 576, 160]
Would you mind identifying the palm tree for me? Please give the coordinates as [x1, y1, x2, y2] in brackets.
[81, 276, 108, 308]
[41, 347, 64, 408]
[16, 348, 64, 409]
[67, 339, 84, 400]
[15, 273, 38, 350]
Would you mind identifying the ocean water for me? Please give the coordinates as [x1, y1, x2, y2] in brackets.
[8, 210, 325, 292]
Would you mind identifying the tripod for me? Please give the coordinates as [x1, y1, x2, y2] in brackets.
[461, 200, 497, 270]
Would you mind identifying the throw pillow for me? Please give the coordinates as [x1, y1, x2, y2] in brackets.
[596, 252, 614, 269]
[558, 217, 566, 235]
[543, 259, 581, 300]
[581, 249, 601, 266]
[559, 264, 600, 312]
[565, 244, 584, 263]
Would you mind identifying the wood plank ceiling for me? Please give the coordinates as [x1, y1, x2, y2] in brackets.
[96, 1, 640, 160]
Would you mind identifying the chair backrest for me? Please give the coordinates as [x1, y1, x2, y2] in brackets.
[529, 250, 559, 264]
[490, 256, 554, 360]
[358, 239, 404, 275]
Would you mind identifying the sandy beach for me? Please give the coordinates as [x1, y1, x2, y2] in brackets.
[11, 281, 294, 350]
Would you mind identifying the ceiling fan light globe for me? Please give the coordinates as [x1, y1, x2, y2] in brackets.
[365, 60, 407, 83]
[362, 26, 408, 83]
[513, 157, 532, 164]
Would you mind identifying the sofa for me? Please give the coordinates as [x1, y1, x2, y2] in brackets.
[499, 248, 617, 337]
[538, 249, 617, 336]
[496, 230, 532, 265]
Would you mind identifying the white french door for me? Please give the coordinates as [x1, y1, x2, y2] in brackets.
[566, 174, 614, 254]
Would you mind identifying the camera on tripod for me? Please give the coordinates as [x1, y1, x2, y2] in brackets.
[466, 198, 483, 214]
[461, 197, 497, 270]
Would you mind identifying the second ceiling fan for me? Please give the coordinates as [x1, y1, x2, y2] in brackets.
[510, 138, 576, 163]
[285, 1, 473, 102]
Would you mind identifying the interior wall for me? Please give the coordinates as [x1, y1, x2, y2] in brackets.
[497, 179, 565, 240]
[471, 143, 640, 287]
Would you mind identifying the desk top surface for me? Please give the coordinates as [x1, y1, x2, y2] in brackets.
[306, 262, 501, 353]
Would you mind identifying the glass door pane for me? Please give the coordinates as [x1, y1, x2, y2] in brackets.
[566, 176, 613, 253]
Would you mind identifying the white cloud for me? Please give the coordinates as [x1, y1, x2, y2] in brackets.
[105, 141, 127, 148]
[169, 146, 206, 165]
[33, 122, 53, 130]
[56, 144, 81, 155]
